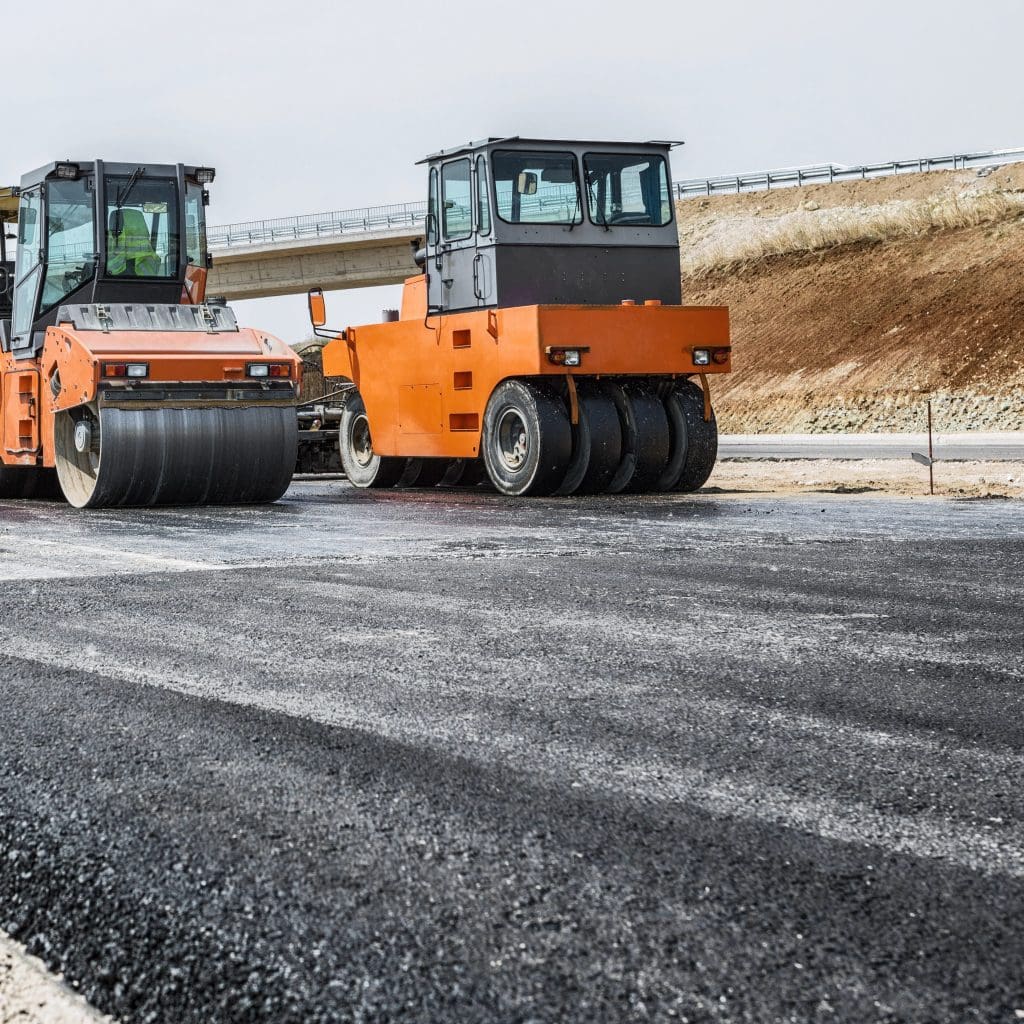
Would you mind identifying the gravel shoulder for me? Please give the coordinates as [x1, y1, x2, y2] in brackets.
[714, 457, 1024, 498]
[0, 933, 111, 1024]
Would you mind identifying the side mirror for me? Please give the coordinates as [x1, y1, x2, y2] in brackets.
[308, 287, 326, 328]
[516, 171, 538, 196]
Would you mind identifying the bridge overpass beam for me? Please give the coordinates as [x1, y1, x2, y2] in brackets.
[208, 228, 421, 301]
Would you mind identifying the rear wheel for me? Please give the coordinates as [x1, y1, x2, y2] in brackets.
[604, 383, 670, 493]
[339, 392, 406, 488]
[403, 457, 452, 488]
[555, 385, 622, 495]
[439, 458, 488, 488]
[482, 380, 571, 496]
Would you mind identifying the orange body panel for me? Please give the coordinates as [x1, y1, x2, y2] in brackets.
[323, 274, 731, 458]
[0, 323, 300, 469]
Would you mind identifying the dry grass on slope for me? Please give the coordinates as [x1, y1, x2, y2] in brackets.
[680, 190, 1024, 277]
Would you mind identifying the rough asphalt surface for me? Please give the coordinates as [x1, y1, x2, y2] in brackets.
[0, 482, 1021, 1024]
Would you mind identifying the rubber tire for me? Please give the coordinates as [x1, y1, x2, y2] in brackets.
[439, 458, 488, 488]
[403, 457, 452, 488]
[655, 385, 689, 491]
[482, 380, 572, 496]
[604, 383, 670, 494]
[555, 385, 623, 495]
[672, 379, 718, 492]
[339, 392, 406, 488]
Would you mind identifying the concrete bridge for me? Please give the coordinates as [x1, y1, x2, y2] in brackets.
[206, 202, 426, 300]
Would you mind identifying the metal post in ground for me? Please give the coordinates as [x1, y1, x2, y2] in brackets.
[928, 399, 935, 495]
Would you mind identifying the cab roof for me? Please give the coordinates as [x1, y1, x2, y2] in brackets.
[417, 137, 684, 164]
[15, 161, 209, 191]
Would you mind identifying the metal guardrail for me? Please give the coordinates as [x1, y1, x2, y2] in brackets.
[207, 201, 428, 249]
[207, 147, 1024, 249]
[672, 147, 1024, 198]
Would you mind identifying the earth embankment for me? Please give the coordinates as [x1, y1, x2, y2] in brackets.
[679, 165, 1024, 433]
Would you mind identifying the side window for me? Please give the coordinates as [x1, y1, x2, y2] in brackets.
[476, 156, 491, 235]
[14, 190, 41, 282]
[42, 177, 95, 311]
[12, 189, 42, 343]
[185, 183, 207, 266]
[441, 159, 472, 240]
[427, 168, 439, 244]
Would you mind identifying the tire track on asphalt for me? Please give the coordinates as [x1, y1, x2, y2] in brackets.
[4, 639, 1021, 881]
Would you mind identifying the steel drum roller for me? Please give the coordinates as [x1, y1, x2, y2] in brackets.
[54, 403, 298, 508]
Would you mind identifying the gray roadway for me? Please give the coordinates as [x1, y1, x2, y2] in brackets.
[720, 433, 1024, 462]
[1, 482, 1022, 1023]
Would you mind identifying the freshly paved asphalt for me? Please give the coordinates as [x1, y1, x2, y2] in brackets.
[0, 482, 1022, 1024]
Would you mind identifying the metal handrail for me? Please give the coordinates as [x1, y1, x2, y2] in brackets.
[207, 146, 1024, 248]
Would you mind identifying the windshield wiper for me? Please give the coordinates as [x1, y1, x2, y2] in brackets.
[566, 187, 581, 232]
[115, 166, 146, 209]
[587, 178, 611, 231]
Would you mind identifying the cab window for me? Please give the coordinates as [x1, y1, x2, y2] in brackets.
[492, 150, 582, 225]
[441, 159, 472, 240]
[476, 156, 491, 235]
[185, 182, 206, 267]
[427, 168, 439, 244]
[105, 173, 179, 277]
[42, 177, 96, 311]
[583, 153, 672, 227]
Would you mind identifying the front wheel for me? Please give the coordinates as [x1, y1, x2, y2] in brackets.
[339, 392, 406, 488]
[482, 380, 571, 496]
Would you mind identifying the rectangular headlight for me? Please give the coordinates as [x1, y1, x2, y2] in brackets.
[247, 363, 270, 378]
[195, 167, 216, 184]
[546, 347, 586, 367]
[692, 349, 711, 366]
[126, 363, 149, 378]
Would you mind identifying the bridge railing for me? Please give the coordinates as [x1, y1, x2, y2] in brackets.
[208, 147, 1024, 248]
[207, 200, 428, 249]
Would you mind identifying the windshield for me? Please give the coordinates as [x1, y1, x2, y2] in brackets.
[105, 174, 179, 278]
[492, 150, 582, 225]
[584, 153, 672, 227]
[42, 177, 96, 311]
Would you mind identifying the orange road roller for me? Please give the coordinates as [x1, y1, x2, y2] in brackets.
[0, 161, 300, 507]
[310, 137, 731, 496]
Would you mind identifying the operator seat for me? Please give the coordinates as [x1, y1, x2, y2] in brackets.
[0, 260, 13, 319]
[107, 209, 160, 276]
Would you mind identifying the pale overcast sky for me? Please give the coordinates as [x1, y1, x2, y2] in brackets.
[5, 0, 1022, 339]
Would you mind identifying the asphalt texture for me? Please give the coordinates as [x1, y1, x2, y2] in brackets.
[0, 481, 1022, 1024]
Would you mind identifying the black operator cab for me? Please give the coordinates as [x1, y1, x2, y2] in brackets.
[0, 161, 215, 355]
[419, 137, 681, 315]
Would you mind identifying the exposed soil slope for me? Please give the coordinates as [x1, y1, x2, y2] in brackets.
[680, 166, 1024, 433]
